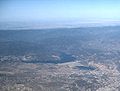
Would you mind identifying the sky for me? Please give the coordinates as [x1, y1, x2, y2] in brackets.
[0, 0, 120, 23]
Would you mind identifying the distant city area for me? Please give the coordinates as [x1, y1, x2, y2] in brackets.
[0, 27, 120, 91]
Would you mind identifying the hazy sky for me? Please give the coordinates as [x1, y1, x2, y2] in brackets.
[0, 0, 120, 22]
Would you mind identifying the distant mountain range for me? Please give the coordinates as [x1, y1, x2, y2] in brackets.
[0, 20, 120, 30]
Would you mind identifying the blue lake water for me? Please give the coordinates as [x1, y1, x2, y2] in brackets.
[76, 66, 95, 70]
[22, 53, 76, 64]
